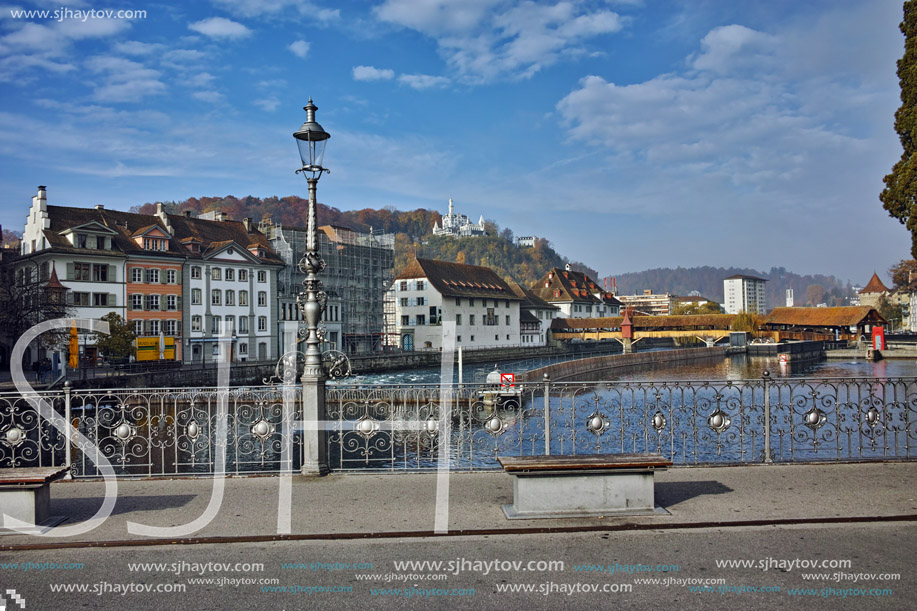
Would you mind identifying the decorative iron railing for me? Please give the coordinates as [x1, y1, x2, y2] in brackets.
[1, 374, 915, 476]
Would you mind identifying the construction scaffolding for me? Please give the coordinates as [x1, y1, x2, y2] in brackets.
[262, 219, 395, 355]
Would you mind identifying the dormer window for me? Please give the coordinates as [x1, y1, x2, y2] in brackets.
[77, 234, 87, 248]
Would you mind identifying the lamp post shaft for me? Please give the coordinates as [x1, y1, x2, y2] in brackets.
[301, 176, 325, 381]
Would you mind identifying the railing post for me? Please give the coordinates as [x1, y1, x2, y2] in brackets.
[300, 374, 328, 475]
[543, 372, 551, 456]
[64, 381, 73, 479]
[762, 370, 772, 464]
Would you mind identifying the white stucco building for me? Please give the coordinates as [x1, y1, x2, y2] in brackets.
[394, 258, 523, 351]
[432, 198, 486, 238]
[723, 274, 768, 314]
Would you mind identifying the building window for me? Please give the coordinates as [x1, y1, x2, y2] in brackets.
[258, 291, 267, 307]
[165, 320, 178, 335]
[417, 297, 425, 306]
[239, 317, 248, 333]
[506, 334, 510, 340]
[167, 295, 178, 310]
[224, 315, 235, 333]
[401, 315, 410, 326]
[212, 268, 222, 281]
[495, 334, 499, 341]
[74, 262, 91, 281]
[130, 294, 142, 310]
[226, 268, 234, 281]
[470, 335, 475, 342]
[506, 315, 510, 325]
[93, 293, 108, 306]
[239, 269, 248, 282]
[240, 290, 249, 306]
[258, 271, 266, 283]
[211, 316, 221, 334]
[148, 320, 159, 336]
[457, 335, 461, 342]
[455, 298, 461, 306]
[456, 314, 462, 325]
[469, 314, 476, 325]
[416, 281, 425, 290]
[145, 268, 159, 283]
[192, 315, 202, 332]
[77, 234, 87, 248]
[469, 298, 475, 307]
[191, 266, 201, 279]
[133, 320, 143, 335]
[239, 343, 248, 355]
[258, 316, 267, 331]
[166, 269, 177, 284]
[211, 290, 221, 306]
[400, 281, 408, 291]
[400, 298, 408, 306]
[191, 289, 201, 305]
[146, 295, 160, 311]
[416, 315, 426, 325]
[225, 290, 235, 306]
[505, 300, 510, 308]
[131, 268, 143, 283]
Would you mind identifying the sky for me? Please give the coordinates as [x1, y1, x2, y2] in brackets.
[0, 0, 910, 285]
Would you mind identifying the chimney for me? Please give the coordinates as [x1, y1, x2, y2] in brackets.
[243, 217, 252, 232]
[565, 263, 572, 272]
[34, 186, 47, 211]
[95, 204, 104, 210]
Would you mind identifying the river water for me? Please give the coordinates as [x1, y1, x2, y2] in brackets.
[337, 351, 917, 386]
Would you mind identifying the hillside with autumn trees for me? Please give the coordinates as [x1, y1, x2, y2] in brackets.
[130, 195, 597, 285]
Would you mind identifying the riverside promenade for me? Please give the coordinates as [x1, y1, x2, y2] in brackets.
[1, 462, 915, 610]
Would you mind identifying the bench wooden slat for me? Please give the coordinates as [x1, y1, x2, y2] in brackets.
[0, 466, 70, 485]
[498, 454, 671, 472]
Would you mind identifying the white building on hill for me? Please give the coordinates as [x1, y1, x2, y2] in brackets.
[432, 198, 486, 238]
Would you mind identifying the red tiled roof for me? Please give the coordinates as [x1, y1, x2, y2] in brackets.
[396, 257, 523, 300]
[763, 307, 886, 327]
[859, 273, 890, 295]
[550, 314, 736, 331]
[531, 267, 621, 306]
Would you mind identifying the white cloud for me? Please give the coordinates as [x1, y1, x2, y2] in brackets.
[192, 90, 224, 103]
[253, 97, 280, 112]
[398, 73, 450, 89]
[374, 0, 622, 82]
[188, 17, 252, 39]
[211, 0, 340, 22]
[113, 40, 166, 56]
[86, 55, 167, 103]
[690, 24, 777, 74]
[288, 39, 310, 59]
[353, 65, 395, 81]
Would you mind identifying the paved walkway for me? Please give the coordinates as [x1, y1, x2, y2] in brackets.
[2, 461, 915, 548]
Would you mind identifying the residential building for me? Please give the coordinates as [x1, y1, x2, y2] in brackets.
[616, 290, 674, 316]
[394, 257, 523, 351]
[516, 236, 536, 248]
[170, 212, 282, 364]
[507, 279, 559, 346]
[20, 186, 283, 365]
[432, 198, 486, 238]
[531, 264, 621, 318]
[262, 220, 395, 355]
[723, 274, 768, 314]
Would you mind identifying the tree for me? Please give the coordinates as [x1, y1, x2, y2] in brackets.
[876, 295, 905, 331]
[805, 284, 826, 306]
[0, 259, 73, 359]
[889, 258, 917, 290]
[671, 301, 723, 315]
[92, 312, 136, 362]
[881, 1, 917, 258]
[731, 312, 762, 337]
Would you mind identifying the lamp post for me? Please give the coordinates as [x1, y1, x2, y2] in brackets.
[293, 98, 331, 475]
[293, 97, 331, 381]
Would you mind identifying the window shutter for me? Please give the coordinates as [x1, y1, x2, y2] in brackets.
[66, 291, 73, 305]
[144, 320, 150, 335]
[109, 293, 116, 307]
[144, 295, 151, 310]
[161, 271, 167, 284]
[66, 262, 74, 280]
[145, 269, 151, 283]
[177, 320, 183, 335]
[109, 265, 116, 282]
[175, 269, 181, 284]
[177, 296, 182, 309]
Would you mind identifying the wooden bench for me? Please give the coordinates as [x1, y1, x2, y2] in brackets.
[497, 454, 672, 519]
[0, 466, 70, 530]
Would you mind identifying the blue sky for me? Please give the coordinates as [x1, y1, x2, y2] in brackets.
[0, 0, 909, 285]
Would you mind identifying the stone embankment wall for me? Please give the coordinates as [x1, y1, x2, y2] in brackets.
[519, 347, 728, 383]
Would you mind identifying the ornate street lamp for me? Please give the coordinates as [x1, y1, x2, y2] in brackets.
[294, 98, 331, 380]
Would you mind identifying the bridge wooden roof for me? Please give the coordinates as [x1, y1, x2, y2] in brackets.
[763, 307, 886, 328]
[550, 314, 737, 331]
